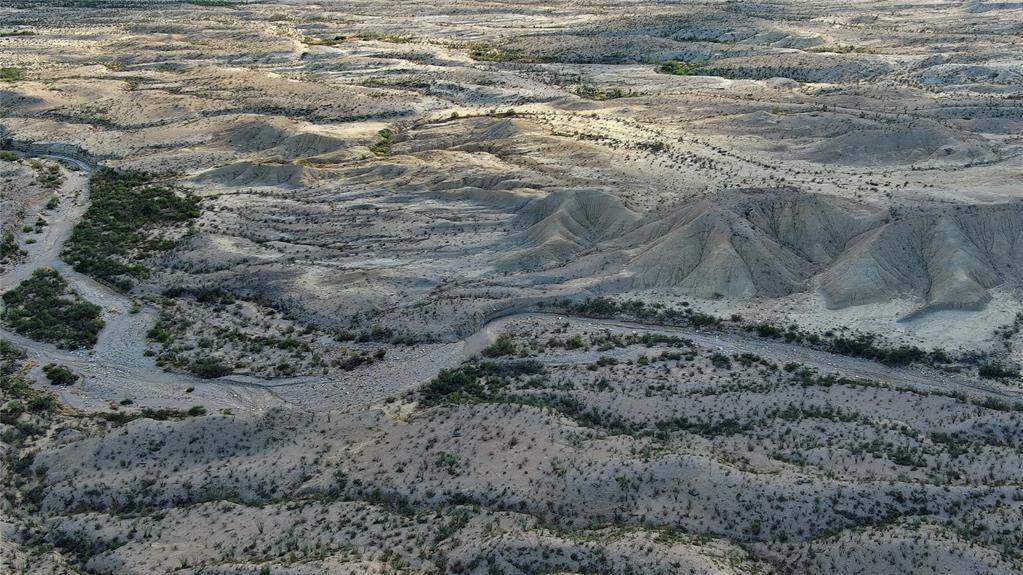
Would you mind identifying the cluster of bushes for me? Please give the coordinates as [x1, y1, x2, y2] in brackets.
[355, 31, 415, 43]
[1, 392, 57, 425]
[466, 42, 534, 63]
[559, 297, 720, 328]
[418, 360, 545, 406]
[827, 334, 936, 367]
[188, 357, 232, 379]
[28, 159, 63, 189]
[0, 340, 25, 376]
[482, 334, 518, 357]
[637, 140, 668, 153]
[559, 298, 958, 369]
[978, 362, 1019, 381]
[0, 67, 23, 82]
[147, 300, 388, 378]
[808, 44, 869, 54]
[752, 324, 943, 368]
[63, 169, 200, 291]
[656, 60, 700, 76]
[96, 405, 206, 425]
[1, 232, 25, 264]
[42, 363, 78, 386]
[162, 286, 235, 304]
[333, 349, 387, 371]
[573, 85, 636, 101]
[1, 341, 60, 428]
[369, 129, 394, 156]
[147, 313, 238, 378]
[302, 35, 344, 47]
[480, 328, 695, 360]
[1, 268, 104, 350]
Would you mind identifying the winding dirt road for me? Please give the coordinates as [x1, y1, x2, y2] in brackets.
[2, 156, 1013, 415]
[1, 157, 287, 412]
[476, 313, 1019, 400]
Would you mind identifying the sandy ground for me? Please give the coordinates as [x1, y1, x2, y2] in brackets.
[1, 1, 1021, 573]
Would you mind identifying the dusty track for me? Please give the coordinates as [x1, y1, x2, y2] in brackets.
[477, 313, 1020, 400]
[0, 157, 286, 412]
[2, 159, 1014, 414]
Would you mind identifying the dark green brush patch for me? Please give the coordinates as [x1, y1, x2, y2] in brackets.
[0, 67, 24, 82]
[63, 169, 200, 291]
[1, 268, 104, 350]
[418, 360, 546, 406]
[655, 60, 700, 76]
[42, 363, 78, 386]
[369, 128, 394, 156]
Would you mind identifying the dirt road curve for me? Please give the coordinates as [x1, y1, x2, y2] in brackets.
[1, 158, 1013, 414]
[1, 157, 286, 412]
[478, 314, 1019, 400]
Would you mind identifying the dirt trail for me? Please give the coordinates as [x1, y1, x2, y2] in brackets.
[478, 313, 1020, 401]
[1, 157, 285, 412]
[2, 158, 1011, 414]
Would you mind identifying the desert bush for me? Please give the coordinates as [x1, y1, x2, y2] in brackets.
[573, 85, 635, 100]
[370, 129, 393, 156]
[1, 268, 104, 350]
[1, 232, 25, 263]
[189, 357, 232, 379]
[42, 364, 78, 386]
[978, 362, 1019, 380]
[482, 334, 518, 357]
[419, 360, 545, 406]
[466, 42, 529, 62]
[0, 67, 23, 82]
[656, 60, 700, 76]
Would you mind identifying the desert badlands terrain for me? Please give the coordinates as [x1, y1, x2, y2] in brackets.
[1, 0, 1022, 573]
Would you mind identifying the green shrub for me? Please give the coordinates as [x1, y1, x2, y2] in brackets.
[709, 353, 732, 369]
[573, 85, 635, 101]
[1, 232, 25, 262]
[27, 394, 57, 413]
[1, 268, 104, 350]
[42, 363, 78, 386]
[96, 405, 208, 425]
[189, 357, 232, 379]
[656, 60, 700, 76]
[466, 42, 528, 62]
[0, 67, 24, 82]
[419, 360, 545, 406]
[482, 334, 517, 357]
[369, 129, 394, 156]
[978, 362, 1019, 380]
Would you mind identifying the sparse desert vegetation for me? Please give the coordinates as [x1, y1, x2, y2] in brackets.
[0, 0, 1020, 573]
